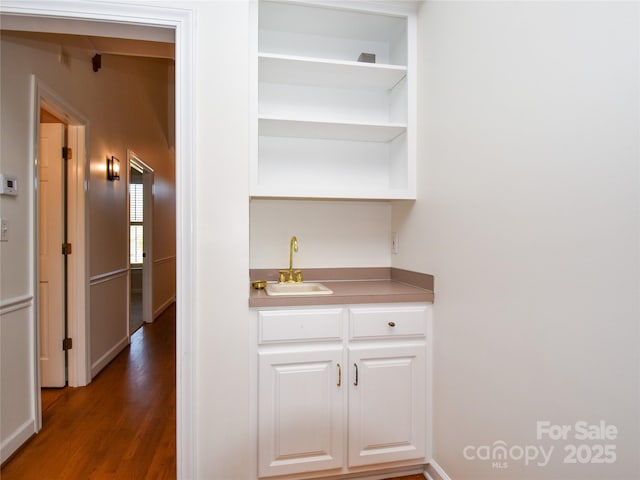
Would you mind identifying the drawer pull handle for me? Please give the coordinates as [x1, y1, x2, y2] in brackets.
[388, 321, 396, 327]
[353, 363, 359, 386]
[337, 363, 342, 387]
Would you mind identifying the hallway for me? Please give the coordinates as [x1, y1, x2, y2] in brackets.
[1, 305, 176, 479]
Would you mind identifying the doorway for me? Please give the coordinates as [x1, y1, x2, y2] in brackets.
[35, 83, 90, 399]
[4, 4, 196, 476]
[128, 152, 154, 334]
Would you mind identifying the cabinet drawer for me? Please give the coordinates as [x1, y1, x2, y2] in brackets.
[349, 305, 427, 340]
[259, 308, 343, 344]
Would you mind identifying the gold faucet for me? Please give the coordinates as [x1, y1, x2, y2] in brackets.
[279, 235, 303, 283]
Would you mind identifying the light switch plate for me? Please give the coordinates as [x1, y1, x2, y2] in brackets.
[0, 174, 18, 196]
[1, 219, 8, 242]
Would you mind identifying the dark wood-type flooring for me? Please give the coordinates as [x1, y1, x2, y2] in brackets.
[1, 304, 424, 480]
[1, 304, 176, 480]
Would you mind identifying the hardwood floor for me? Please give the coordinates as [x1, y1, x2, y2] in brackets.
[1, 304, 176, 480]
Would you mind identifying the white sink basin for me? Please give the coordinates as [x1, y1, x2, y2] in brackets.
[265, 282, 333, 296]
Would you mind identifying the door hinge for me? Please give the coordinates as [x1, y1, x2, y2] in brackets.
[62, 338, 73, 351]
[62, 147, 72, 160]
[61, 243, 72, 255]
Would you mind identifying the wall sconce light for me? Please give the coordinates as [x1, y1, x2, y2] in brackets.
[107, 156, 120, 181]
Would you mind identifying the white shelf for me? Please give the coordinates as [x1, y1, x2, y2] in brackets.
[251, 0, 416, 200]
[249, 187, 416, 201]
[259, 1, 408, 60]
[258, 116, 406, 143]
[258, 53, 407, 90]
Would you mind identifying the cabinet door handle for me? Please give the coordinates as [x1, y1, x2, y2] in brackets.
[388, 321, 396, 327]
[353, 363, 359, 386]
[337, 363, 342, 387]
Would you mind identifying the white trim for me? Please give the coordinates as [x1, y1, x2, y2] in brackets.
[291, 0, 418, 16]
[127, 150, 154, 174]
[32, 77, 91, 389]
[0, 1, 189, 29]
[1, 3, 198, 478]
[127, 150, 154, 325]
[89, 268, 129, 285]
[332, 468, 425, 480]
[250, 466, 426, 480]
[173, 6, 198, 480]
[154, 255, 176, 265]
[425, 304, 433, 460]
[66, 123, 89, 388]
[406, 13, 417, 199]
[28, 74, 42, 437]
[0, 294, 34, 315]
[0, 418, 36, 464]
[90, 335, 129, 378]
[427, 460, 452, 480]
[154, 296, 176, 320]
[0, 9, 175, 42]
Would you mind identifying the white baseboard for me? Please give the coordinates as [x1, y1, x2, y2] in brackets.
[153, 295, 176, 320]
[1, 418, 36, 464]
[91, 336, 129, 378]
[299, 466, 425, 480]
[426, 460, 452, 480]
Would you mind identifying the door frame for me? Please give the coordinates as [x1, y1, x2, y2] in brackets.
[5, 2, 197, 478]
[33, 79, 90, 395]
[128, 150, 154, 326]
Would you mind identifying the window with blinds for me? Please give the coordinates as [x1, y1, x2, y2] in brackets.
[130, 183, 143, 265]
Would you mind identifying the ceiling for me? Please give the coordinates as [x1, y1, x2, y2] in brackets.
[1, 30, 174, 60]
[0, 13, 174, 60]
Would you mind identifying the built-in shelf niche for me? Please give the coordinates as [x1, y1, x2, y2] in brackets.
[251, 0, 416, 200]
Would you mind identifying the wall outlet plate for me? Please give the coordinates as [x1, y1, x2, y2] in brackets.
[392, 232, 399, 254]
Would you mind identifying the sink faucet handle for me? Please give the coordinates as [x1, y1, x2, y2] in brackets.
[294, 270, 303, 283]
[278, 270, 289, 283]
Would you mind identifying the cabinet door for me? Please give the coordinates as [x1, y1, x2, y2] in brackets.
[348, 344, 426, 467]
[258, 347, 344, 477]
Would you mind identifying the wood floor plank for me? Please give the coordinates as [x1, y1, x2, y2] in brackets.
[1, 304, 176, 480]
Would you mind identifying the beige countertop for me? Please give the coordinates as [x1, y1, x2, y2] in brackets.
[249, 267, 434, 308]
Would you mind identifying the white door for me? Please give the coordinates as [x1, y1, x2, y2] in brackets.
[141, 167, 153, 324]
[348, 343, 426, 467]
[258, 347, 344, 477]
[128, 152, 154, 327]
[39, 123, 66, 387]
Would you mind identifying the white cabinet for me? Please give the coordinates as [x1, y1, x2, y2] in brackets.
[258, 347, 344, 477]
[255, 304, 431, 478]
[257, 308, 345, 477]
[251, 1, 417, 199]
[348, 344, 426, 467]
[347, 305, 427, 467]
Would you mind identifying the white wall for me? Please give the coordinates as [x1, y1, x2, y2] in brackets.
[192, 2, 251, 478]
[0, 36, 37, 465]
[393, 1, 639, 479]
[0, 29, 175, 460]
[250, 199, 391, 268]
